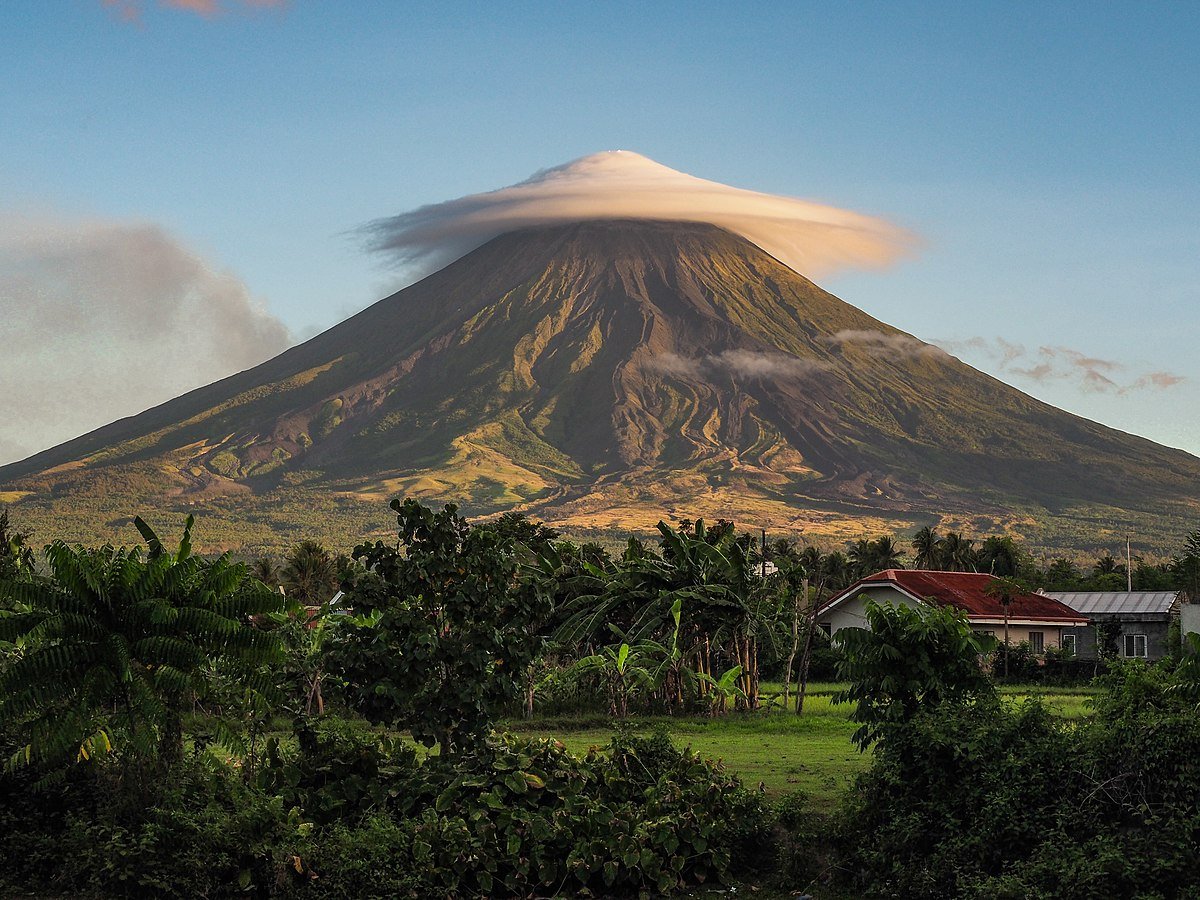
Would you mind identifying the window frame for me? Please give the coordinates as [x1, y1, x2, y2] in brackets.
[1028, 631, 1044, 654]
[1061, 633, 1077, 656]
[1123, 633, 1148, 658]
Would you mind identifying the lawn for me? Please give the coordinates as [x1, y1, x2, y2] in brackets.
[508, 682, 1100, 808]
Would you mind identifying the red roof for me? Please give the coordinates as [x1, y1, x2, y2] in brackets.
[829, 569, 1087, 623]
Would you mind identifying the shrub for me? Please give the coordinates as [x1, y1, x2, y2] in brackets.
[837, 660, 1200, 898]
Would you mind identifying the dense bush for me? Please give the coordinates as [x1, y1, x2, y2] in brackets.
[0, 749, 302, 898]
[0, 720, 773, 898]
[837, 661, 1200, 898]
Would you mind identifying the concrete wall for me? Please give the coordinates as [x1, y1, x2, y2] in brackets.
[1061, 616, 1172, 661]
[973, 624, 1065, 651]
[1182, 605, 1200, 653]
[819, 585, 920, 636]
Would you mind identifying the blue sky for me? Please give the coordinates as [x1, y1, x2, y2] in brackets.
[1, 1, 1197, 460]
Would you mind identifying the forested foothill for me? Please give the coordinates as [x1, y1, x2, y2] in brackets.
[3, 502, 1200, 897]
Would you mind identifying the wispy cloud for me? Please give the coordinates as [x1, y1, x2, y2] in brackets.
[826, 329, 948, 360]
[104, 0, 286, 23]
[0, 214, 291, 465]
[648, 350, 825, 381]
[363, 151, 917, 283]
[939, 337, 1186, 395]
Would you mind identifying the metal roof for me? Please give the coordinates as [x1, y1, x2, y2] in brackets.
[1042, 591, 1180, 616]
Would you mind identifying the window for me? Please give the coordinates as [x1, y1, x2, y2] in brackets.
[1123, 633, 1148, 658]
[1028, 631, 1044, 654]
[1061, 634, 1077, 656]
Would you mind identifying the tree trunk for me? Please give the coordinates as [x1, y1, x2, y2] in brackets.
[781, 581, 803, 709]
[795, 578, 816, 715]
[524, 664, 536, 719]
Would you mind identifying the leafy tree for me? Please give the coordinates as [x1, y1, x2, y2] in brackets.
[0, 509, 35, 588]
[487, 512, 560, 557]
[1044, 557, 1081, 589]
[0, 516, 283, 773]
[330, 499, 551, 754]
[849, 536, 905, 578]
[553, 518, 773, 711]
[1170, 530, 1200, 598]
[835, 600, 996, 750]
[820, 549, 851, 591]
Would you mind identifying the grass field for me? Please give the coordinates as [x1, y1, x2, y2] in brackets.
[508, 682, 1100, 808]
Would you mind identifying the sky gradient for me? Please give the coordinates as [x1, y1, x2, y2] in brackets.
[1, 1, 1197, 462]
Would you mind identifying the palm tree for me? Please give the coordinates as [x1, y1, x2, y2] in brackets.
[911, 526, 943, 570]
[941, 532, 978, 572]
[0, 516, 283, 771]
[847, 539, 874, 579]
[868, 536, 905, 572]
[979, 536, 1022, 577]
[282, 540, 339, 607]
[984, 575, 1025, 677]
[251, 556, 282, 590]
[821, 551, 851, 591]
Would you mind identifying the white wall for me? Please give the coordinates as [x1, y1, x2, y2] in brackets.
[819, 585, 921, 636]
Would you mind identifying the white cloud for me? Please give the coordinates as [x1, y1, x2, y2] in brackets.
[0, 214, 291, 465]
[826, 329, 948, 359]
[648, 350, 825, 382]
[363, 151, 916, 282]
[937, 337, 1186, 395]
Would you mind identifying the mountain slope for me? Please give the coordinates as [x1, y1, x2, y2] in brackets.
[4, 220, 1197, 553]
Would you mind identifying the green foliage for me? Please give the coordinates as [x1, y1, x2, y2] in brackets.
[0, 750, 302, 899]
[834, 600, 997, 749]
[280, 539, 340, 607]
[0, 516, 284, 772]
[1171, 529, 1200, 596]
[549, 518, 774, 712]
[258, 717, 417, 824]
[838, 659, 1200, 898]
[0, 508, 35, 588]
[330, 499, 551, 753]
[375, 729, 766, 897]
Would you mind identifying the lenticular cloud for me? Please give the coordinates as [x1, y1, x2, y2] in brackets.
[364, 151, 915, 280]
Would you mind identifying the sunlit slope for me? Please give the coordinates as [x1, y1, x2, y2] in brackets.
[3, 220, 1198, 553]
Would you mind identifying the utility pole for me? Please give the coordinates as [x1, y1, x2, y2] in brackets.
[1126, 537, 1133, 592]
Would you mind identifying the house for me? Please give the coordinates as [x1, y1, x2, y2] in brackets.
[818, 569, 1088, 651]
[1042, 591, 1182, 661]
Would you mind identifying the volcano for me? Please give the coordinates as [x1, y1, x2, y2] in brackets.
[3, 219, 1198, 552]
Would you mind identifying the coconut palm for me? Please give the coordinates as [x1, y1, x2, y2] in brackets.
[281, 540, 339, 607]
[979, 536, 1023, 577]
[869, 536, 905, 572]
[251, 556, 282, 590]
[911, 526, 943, 570]
[940, 532, 978, 572]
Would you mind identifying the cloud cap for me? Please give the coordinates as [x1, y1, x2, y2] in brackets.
[364, 150, 916, 281]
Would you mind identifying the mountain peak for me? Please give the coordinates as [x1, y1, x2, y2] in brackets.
[363, 151, 915, 282]
[3, 220, 1198, 553]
